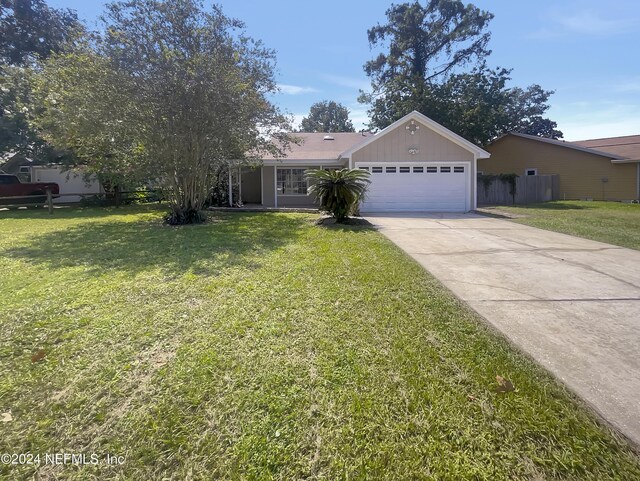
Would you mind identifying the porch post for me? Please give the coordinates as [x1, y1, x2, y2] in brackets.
[238, 167, 242, 204]
[228, 168, 232, 206]
[274, 167, 278, 208]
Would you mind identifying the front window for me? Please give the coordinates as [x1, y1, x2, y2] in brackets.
[277, 168, 308, 195]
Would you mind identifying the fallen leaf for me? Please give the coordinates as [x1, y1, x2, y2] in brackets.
[467, 394, 477, 402]
[31, 349, 47, 363]
[1, 411, 12, 423]
[495, 375, 515, 393]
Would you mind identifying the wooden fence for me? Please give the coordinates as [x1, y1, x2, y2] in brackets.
[477, 174, 559, 205]
[0, 188, 162, 214]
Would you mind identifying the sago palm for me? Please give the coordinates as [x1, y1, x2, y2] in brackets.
[306, 168, 370, 223]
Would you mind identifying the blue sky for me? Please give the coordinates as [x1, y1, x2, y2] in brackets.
[49, 0, 640, 140]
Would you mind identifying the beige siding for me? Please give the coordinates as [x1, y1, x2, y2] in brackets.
[481, 136, 637, 201]
[351, 124, 474, 163]
[262, 166, 275, 207]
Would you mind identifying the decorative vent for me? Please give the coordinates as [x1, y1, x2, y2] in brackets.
[405, 120, 420, 135]
[323, 135, 335, 141]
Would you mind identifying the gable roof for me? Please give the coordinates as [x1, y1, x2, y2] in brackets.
[262, 132, 374, 161]
[571, 135, 640, 161]
[491, 132, 626, 160]
[340, 110, 491, 159]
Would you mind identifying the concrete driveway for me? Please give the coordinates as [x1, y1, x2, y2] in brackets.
[365, 212, 640, 446]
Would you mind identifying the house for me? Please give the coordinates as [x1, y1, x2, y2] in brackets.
[236, 111, 490, 212]
[480, 133, 640, 201]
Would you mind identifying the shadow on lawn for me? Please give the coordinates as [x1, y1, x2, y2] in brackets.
[512, 202, 591, 211]
[3, 210, 310, 277]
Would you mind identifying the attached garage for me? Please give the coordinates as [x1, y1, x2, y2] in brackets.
[356, 162, 470, 212]
[343, 111, 490, 213]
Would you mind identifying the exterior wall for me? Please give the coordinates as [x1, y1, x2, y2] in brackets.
[31, 166, 102, 203]
[240, 167, 261, 204]
[481, 136, 638, 201]
[262, 166, 275, 207]
[351, 124, 474, 163]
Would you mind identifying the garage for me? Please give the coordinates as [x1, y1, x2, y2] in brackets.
[341, 111, 490, 213]
[356, 162, 470, 212]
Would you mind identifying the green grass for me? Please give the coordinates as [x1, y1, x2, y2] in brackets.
[1, 205, 639, 480]
[494, 201, 640, 250]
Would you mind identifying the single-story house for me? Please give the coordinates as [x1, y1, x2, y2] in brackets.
[236, 111, 490, 212]
[480, 133, 640, 201]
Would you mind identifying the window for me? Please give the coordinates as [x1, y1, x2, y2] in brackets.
[525, 168, 537, 176]
[0, 175, 19, 185]
[426, 167, 438, 173]
[277, 168, 307, 195]
[386, 166, 397, 173]
[413, 166, 424, 173]
[454, 166, 465, 173]
[359, 167, 369, 172]
[372, 166, 383, 173]
[440, 166, 451, 173]
[399, 167, 410, 173]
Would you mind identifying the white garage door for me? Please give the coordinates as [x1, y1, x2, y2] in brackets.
[356, 163, 469, 212]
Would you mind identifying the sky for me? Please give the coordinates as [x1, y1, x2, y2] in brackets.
[48, 0, 640, 141]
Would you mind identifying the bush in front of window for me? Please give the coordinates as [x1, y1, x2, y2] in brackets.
[306, 168, 370, 223]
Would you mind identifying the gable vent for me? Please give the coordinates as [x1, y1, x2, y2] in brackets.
[323, 135, 335, 141]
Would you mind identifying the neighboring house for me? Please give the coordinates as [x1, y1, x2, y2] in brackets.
[480, 133, 640, 201]
[238, 111, 490, 212]
[0, 154, 36, 182]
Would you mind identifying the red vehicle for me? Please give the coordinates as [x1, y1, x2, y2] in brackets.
[0, 174, 60, 205]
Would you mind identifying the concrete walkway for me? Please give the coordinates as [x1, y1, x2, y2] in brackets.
[365, 212, 640, 446]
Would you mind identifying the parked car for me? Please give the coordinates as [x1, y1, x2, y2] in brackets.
[0, 174, 60, 206]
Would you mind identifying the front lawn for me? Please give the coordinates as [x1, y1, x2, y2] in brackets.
[493, 201, 640, 250]
[1, 205, 639, 480]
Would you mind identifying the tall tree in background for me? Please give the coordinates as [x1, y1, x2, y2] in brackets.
[0, 0, 81, 160]
[360, 0, 562, 143]
[0, 0, 80, 66]
[34, 0, 290, 224]
[299, 100, 355, 132]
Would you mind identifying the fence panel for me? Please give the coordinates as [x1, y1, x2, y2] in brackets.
[478, 175, 559, 205]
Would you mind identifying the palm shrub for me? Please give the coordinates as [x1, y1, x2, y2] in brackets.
[306, 168, 370, 223]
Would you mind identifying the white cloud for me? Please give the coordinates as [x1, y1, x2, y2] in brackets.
[528, 9, 638, 39]
[557, 10, 636, 35]
[277, 84, 318, 95]
[346, 104, 371, 131]
[321, 74, 370, 92]
[550, 102, 640, 140]
[613, 79, 640, 93]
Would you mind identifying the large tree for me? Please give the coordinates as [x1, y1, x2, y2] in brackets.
[0, 0, 81, 161]
[0, 0, 81, 66]
[299, 100, 355, 133]
[34, 0, 290, 223]
[360, 0, 562, 142]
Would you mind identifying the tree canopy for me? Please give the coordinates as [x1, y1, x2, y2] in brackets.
[0, 0, 82, 161]
[299, 100, 355, 133]
[0, 0, 81, 66]
[359, 0, 562, 143]
[34, 0, 290, 223]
